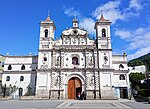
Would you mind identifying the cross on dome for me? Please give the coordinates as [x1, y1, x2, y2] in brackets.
[99, 10, 109, 21]
[45, 10, 51, 21]
[72, 15, 78, 28]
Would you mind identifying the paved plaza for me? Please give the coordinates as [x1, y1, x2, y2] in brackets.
[0, 99, 150, 109]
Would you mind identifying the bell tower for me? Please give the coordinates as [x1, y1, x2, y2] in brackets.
[95, 14, 111, 49]
[95, 14, 112, 68]
[36, 15, 56, 97]
[94, 14, 116, 99]
[38, 15, 56, 69]
[72, 16, 79, 28]
[39, 15, 56, 50]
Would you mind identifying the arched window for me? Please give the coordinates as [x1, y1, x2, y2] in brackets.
[21, 64, 25, 70]
[8, 65, 12, 70]
[2, 62, 4, 67]
[6, 76, 10, 81]
[119, 74, 125, 80]
[102, 28, 106, 37]
[119, 64, 124, 69]
[72, 57, 79, 65]
[45, 29, 48, 38]
[20, 76, 24, 81]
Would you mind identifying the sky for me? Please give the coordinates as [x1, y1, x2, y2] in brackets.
[0, 0, 150, 60]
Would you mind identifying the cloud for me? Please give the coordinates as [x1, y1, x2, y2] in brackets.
[115, 26, 150, 60]
[79, 18, 95, 35]
[128, 46, 150, 60]
[64, 7, 95, 35]
[92, 0, 143, 24]
[114, 30, 132, 39]
[64, 0, 144, 35]
[64, 7, 81, 17]
[92, 1, 124, 24]
[129, 0, 142, 11]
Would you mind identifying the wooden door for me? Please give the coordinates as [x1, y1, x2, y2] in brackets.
[68, 77, 82, 99]
[68, 78, 75, 99]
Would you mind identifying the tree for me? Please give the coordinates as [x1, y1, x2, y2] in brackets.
[25, 86, 33, 96]
[129, 72, 145, 89]
[128, 53, 150, 71]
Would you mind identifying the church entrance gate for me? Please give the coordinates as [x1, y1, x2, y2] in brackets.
[68, 77, 82, 99]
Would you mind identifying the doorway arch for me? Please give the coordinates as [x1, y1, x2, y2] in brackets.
[68, 77, 82, 99]
[19, 88, 23, 97]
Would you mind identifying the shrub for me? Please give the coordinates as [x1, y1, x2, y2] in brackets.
[138, 89, 150, 97]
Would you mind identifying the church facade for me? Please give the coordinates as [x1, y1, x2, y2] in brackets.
[2, 15, 130, 99]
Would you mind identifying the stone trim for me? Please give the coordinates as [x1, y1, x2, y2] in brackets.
[37, 68, 115, 72]
[4, 62, 37, 65]
[113, 70, 128, 73]
[5, 55, 38, 58]
[39, 48, 112, 52]
[112, 61, 127, 64]
[3, 71, 37, 74]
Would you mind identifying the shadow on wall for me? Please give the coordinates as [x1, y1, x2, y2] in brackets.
[25, 73, 37, 96]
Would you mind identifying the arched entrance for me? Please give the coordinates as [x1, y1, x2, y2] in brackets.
[68, 77, 82, 99]
[19, 88, 23, 97]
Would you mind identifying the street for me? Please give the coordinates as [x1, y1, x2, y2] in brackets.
[0, 99, 150, 109]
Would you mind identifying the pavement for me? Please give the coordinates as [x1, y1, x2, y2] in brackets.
[0, 99, 150, 109]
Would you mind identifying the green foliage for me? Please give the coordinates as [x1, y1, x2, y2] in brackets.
[1, 84, 18, 97]
[25, 86, 32, 96]
[138, 89, 150, 97]
[128, 53, 150, 71]
[129, 73, 145, 89]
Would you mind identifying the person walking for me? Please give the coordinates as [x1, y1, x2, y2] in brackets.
[78, 92, 81, 100]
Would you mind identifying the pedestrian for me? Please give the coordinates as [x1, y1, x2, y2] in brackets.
[78, 92, 81, 100]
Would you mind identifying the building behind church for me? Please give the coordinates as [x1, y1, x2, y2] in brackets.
[2, 14, 130, 99]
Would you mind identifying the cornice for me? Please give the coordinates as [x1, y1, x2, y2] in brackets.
[3, 71, 37, 74]
[37, 68, 115, 72]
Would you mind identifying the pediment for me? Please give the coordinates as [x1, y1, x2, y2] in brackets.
[62, 28, 87, 36]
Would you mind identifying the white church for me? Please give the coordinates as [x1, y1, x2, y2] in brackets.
[2, 14, 130, 99]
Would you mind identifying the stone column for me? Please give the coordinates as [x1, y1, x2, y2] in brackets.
[58, 50, 61, 99]
[93, 49, 96, 99]
[84, 49, 87, 100]
[97, 50, 101, 99]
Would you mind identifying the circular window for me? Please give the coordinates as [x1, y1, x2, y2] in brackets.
[73, 30, 78, 35]
[43, 57, 47, 61]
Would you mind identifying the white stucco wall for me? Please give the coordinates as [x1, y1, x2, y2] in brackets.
[113, 74, 127, 87]
[2, 73, 36, 95]
[2, 56, 38, 96]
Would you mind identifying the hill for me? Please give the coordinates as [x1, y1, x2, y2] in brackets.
[128, 53, 150, 71]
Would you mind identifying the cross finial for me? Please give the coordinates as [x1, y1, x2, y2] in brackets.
[100, 10, 106, 21]
[101, 10, 103, 15]
[48, 10, 50, 17]
[74, 14, 76, 19]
